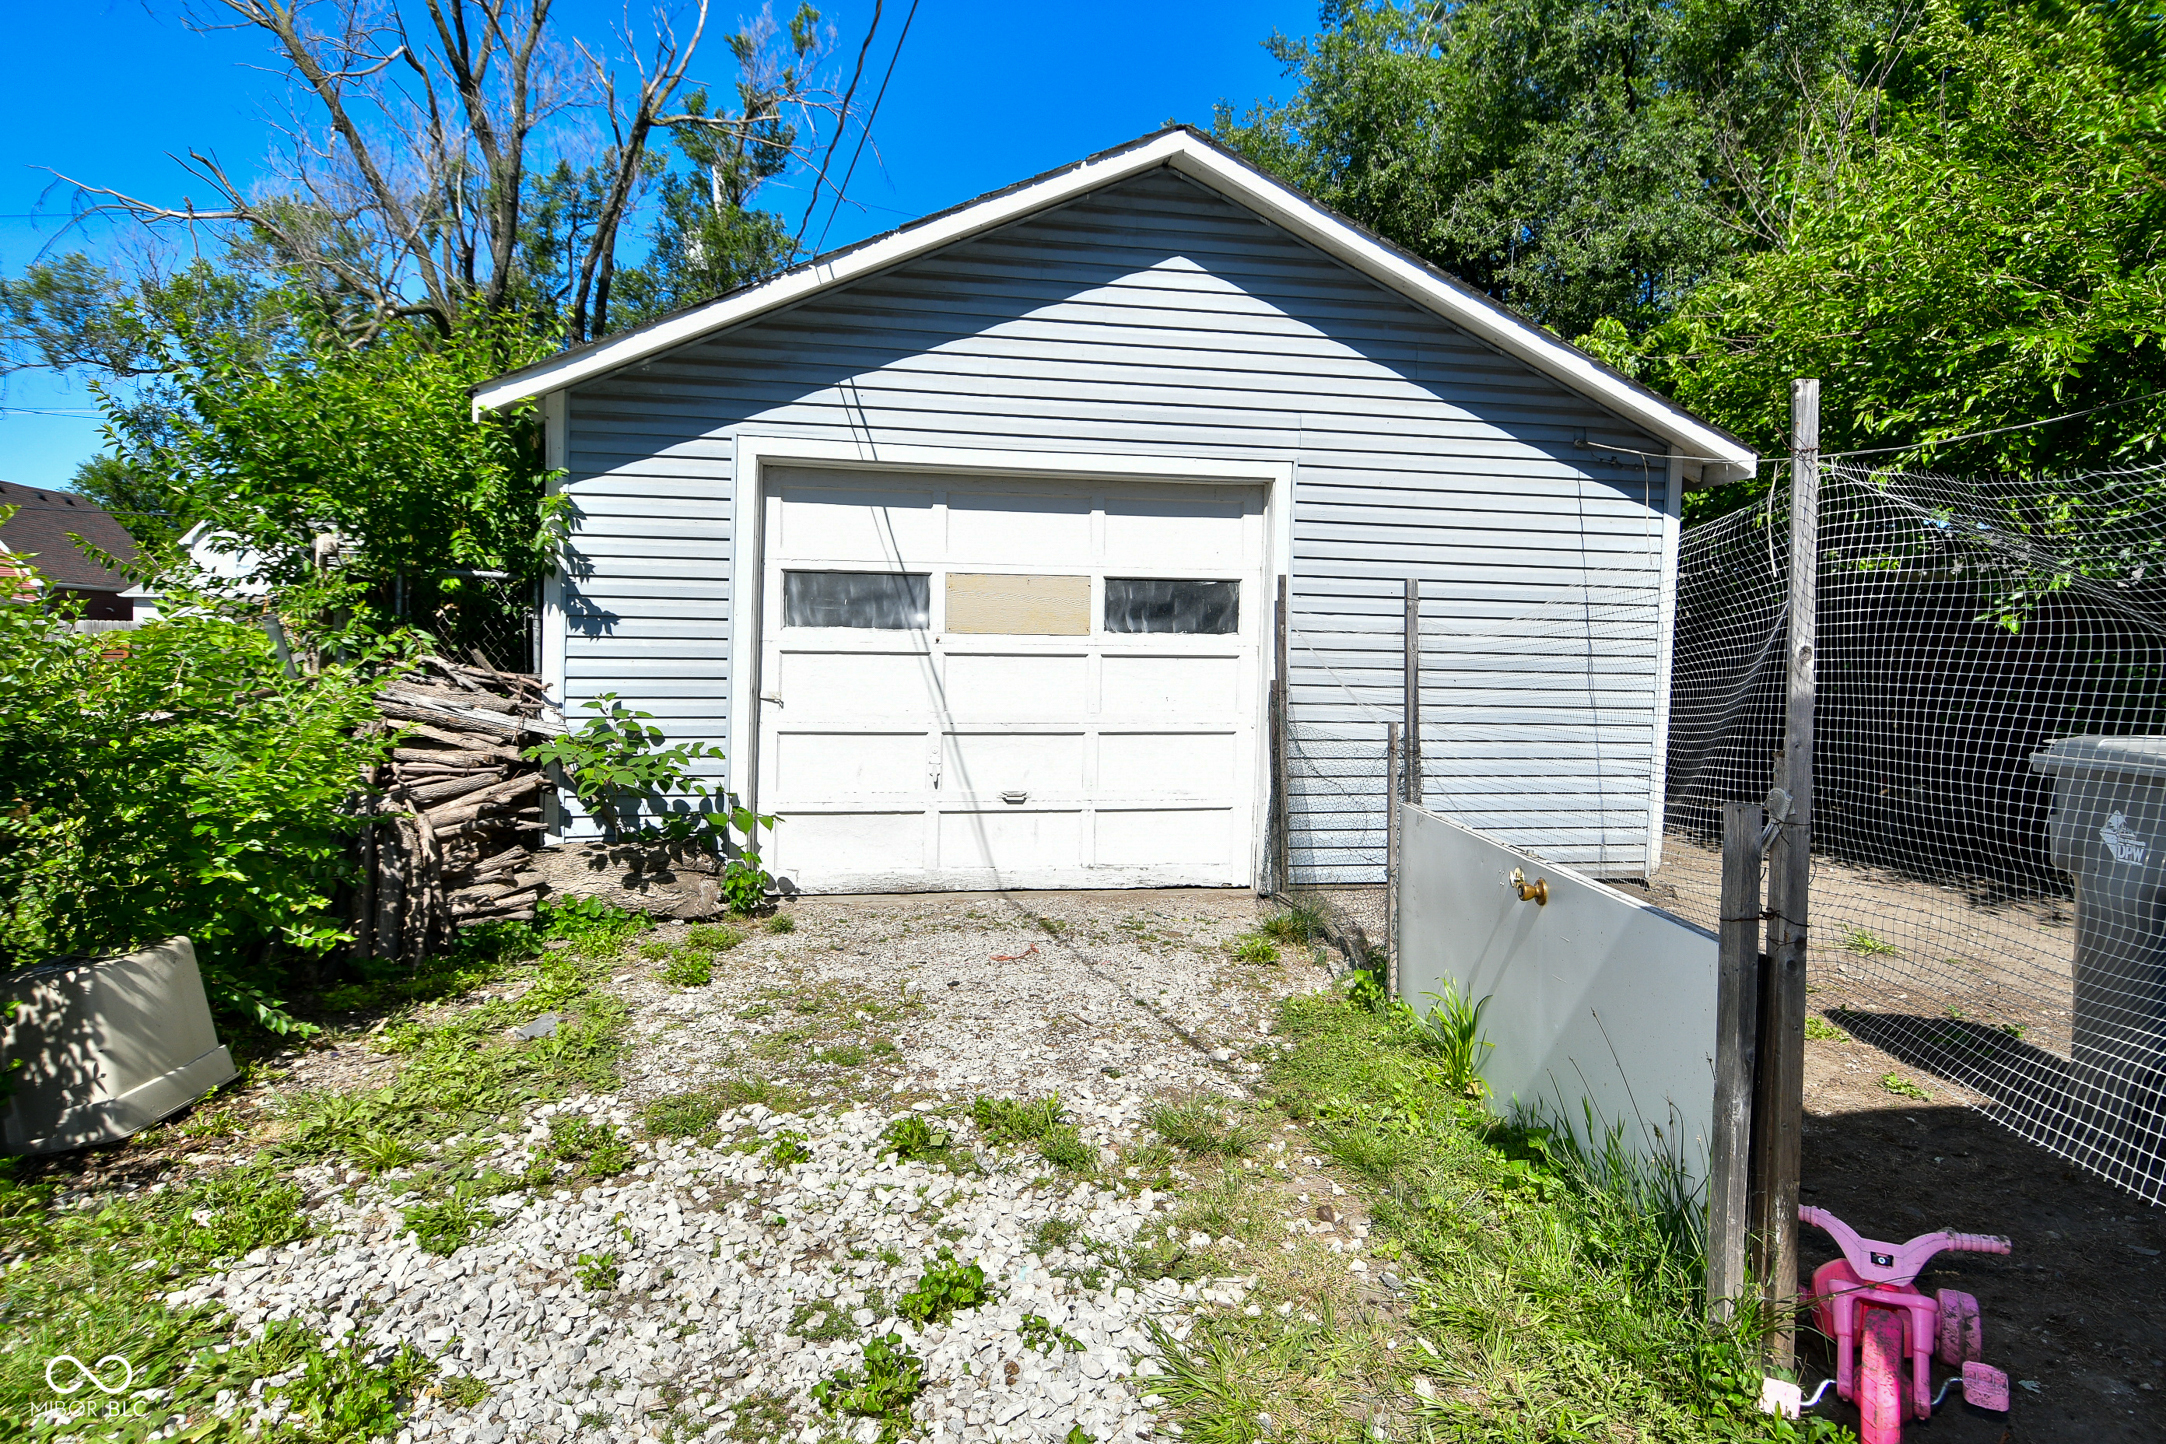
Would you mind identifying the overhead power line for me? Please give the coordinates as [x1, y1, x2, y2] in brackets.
[814, 0, 922, 257]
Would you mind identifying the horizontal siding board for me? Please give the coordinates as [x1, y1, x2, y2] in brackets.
[558, 166, 1674, 868]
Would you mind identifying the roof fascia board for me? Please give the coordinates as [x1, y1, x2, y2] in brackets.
[470, 131, 1193, 416]
[1159, 147, 1755, 481]
[475, 128, 1756, 483]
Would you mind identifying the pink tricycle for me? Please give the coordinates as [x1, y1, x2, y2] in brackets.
[1798, 1206, 2012, 1443]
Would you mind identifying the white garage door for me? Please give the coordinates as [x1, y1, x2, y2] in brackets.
[755, 467, 1266, 892]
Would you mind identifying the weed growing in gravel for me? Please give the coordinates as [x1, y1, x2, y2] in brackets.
[1881, 1073, 1931, 1100]
[1228, 932, 1280, 964]
[352, 1129, 425, 1174]
[720, 1392, 794, 1441]
[1031, 1215, 1081, 1253]
[686, 922, 746, 952]
[880, 1114, 954, 1165]
[898, 1249, 992, 1323]
[659, 953, 714, 987]
[765, 1129, 812, 1166]
[1842, 925, 1900, 956]
[275, 1333, 436, 1438]
[1257, 902, 1324, 946]
[1804, 1014, 1847, 1041]
[403, 1191, 499, 1255]
[436, 1373, 491, 1408]
[765, 914, 796, 934]
[637, 939, 674, 962]
[817, 1042, 867, 1067]
[790, 1302, 862, 1342]
[575, 1250, 621, 1291]
[810, 1332, 923, 1442]
[549, 1115, 632, 1177]
[1147, 1097, 1262, 1158]
[1018, 1312, 1083, 1355]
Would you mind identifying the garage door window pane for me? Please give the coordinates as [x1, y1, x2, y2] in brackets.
[1104, 578, 1239, 634]
[783, 571, 930, 629]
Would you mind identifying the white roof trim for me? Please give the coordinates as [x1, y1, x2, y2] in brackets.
[474, 129, 1757, 484]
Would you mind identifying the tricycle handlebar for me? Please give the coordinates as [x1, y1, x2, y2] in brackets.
[1945, 1232, 2011, 1255]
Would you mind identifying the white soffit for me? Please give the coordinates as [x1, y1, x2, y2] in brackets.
[473, 129, 1758, 484]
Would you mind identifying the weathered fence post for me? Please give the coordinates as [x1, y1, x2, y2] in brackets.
[1708, 800, 1764, 1318]
[1753, 378, 1820, 1361]
[1403, 578, 1421, 806]
[1386, 721, 1401, 997]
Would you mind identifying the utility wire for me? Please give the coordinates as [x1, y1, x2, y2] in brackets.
[792, 0, 883, 260]
[813, 0, 921, 257]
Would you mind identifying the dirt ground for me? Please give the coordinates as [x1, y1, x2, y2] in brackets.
[1632, 841, 2166, 1438]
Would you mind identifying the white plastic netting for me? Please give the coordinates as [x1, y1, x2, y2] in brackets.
[1660, 462, 2166, 1204]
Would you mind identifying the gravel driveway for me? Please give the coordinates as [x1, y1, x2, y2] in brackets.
[173, 889, 1340, 1444]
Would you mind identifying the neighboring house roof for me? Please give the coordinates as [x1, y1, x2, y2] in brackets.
[473, 125, 1758, 483]
[0, 480, 142, 593]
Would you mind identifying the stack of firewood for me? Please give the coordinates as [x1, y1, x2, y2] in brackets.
[355, 654, 564, 960]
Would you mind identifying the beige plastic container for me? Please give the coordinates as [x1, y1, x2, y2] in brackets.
[2, 936, 239, 1155]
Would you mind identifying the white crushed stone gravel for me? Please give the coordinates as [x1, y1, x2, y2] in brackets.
[176, 890, 1332, 1444]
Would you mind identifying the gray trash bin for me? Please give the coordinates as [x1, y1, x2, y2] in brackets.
[2029, 737, 2166, 1164]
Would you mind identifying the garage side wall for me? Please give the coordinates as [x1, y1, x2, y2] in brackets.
[559, 167, 1675, 879]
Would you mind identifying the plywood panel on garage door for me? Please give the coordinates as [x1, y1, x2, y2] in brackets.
[757, 466, 1265, 891]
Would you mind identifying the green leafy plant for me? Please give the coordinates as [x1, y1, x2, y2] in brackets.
[1411, 982, 1495, 1101]
[1019, 1312, 1084, 1355]
[766, 1129, 812, 1166]
[972, 1094, 1066, 1146]
[898, 1250, 993, 1324]
[1841, 927, 1899, 957]
[1257, 902, 1324, 946]
[273, 1335, 434, 1440]
[660, 952, 714, 987]
[524, 696, 779, 896]
[766, 913, 796, 934]
[549, 1115, 632, 1177]
[685, 922, 745, 952]
[1804, 1015, 1847, 1041]
[403, 1192, 499, 1256]
[1228, 932, 1280, 964]
[1880, 1074, 1931, 1101]
[810, 1332, 924, 1441]
[437, 1373, 491, 1409]
[575, 1250, 620, 1291]
[881, 1114, 952, 1163]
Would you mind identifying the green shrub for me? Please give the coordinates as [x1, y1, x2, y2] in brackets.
[0, 596, 389, 1031]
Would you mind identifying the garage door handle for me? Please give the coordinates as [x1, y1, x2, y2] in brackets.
[1001, 790, 1028, 804]
[761, 692, 783, 707]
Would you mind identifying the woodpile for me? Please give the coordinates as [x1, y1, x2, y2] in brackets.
[354, 654, 564, 960]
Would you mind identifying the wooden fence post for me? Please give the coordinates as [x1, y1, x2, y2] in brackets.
[1386, 721, 1400, 997]
[1708, 800, 1764, 1319]
[1403, 579, 1421, 805]
[1753, 378, 1820, 1362]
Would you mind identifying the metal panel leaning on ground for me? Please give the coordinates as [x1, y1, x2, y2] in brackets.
[548, 162, 1694, 881]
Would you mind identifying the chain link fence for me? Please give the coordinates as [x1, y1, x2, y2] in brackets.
[1659, 462, 2166, 1203]
[404, 572, 539, 675]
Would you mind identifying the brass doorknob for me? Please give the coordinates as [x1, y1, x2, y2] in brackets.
[1510, 868, 1548, 905]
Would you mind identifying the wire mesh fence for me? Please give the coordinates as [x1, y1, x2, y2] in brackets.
[403, 572, 539, 675]
[1660, 461, 2166, 1204]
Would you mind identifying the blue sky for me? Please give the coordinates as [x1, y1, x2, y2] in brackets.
[0, 0, 1319, 491]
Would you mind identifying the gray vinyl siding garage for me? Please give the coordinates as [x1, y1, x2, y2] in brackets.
[499, 129, 1753, 890]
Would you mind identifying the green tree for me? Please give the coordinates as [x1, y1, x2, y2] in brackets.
[1647, 0, 2166, 513]
[1215, 0, 1886, 340]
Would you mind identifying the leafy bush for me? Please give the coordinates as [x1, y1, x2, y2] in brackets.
[898, 1250, 992, 1324]
[0, 592, 389, 1028]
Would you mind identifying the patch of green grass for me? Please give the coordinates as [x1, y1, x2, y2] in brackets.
[898, 1250, 993, 1324]
[1146, 1097, 1262, 1158]
[437, 1373, 491, 1409]
[575, 1250, 620, 1291]
[971, 1093, 1065, 1146]
[1842, 926, 1900, 957]
[1228, 932, 1280, 964]
[640, 1076, 801, 1137]
[766, 914, 796, 934]
[1804, 1015, 1847, 1041]
[1251, 991, 1811, 1443]
[818, 1042, 868, 1067]
[686, 922, 746, 952]
[791, 1302, 862, 1342]
[548, 1115, 632, 1177]
[660, 953, 714, 987]
[637, 939, 676, 962]
[403, 1191, 500, 1255]
[1031, 1215, 1082, 1254]
[1881, 1073, 1931, 1101]
[810, 1332, 924, 1442]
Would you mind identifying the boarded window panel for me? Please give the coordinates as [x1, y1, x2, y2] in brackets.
[1105, 578, 1240, 635]
[782, 571, 929, 629]
[946, 573, 1090, 635]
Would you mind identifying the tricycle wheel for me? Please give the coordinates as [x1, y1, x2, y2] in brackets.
[1858, 1306, 1907, 1444]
